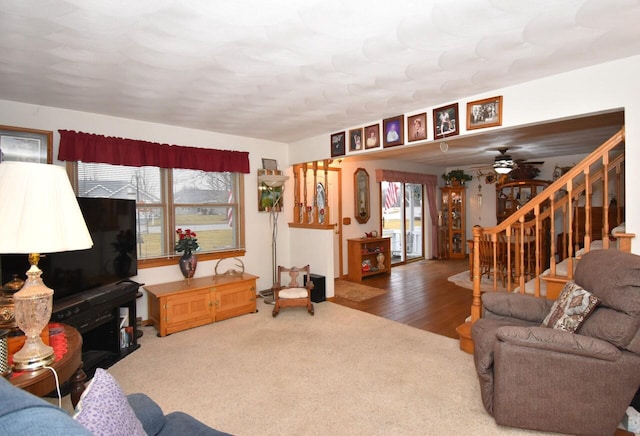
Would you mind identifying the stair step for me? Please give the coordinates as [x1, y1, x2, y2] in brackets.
[456, 321, 474, 354]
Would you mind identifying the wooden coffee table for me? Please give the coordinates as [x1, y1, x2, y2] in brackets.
[9, 324, 86, 407]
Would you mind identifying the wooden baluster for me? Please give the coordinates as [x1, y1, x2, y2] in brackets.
[533, 204, 541, 298]
[549, 194, 556, 275]
[602, 153, 610, 249]
[323, 160, 330, 225]
[303, 163, 309, 223]
[293, 164, 301, 223]
[584, 167, 592, 252]
[566, 179, 574, 279]
[312, 162, 318, 224]
[506, 227, 513, 292]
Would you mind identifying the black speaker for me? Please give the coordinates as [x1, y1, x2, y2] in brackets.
[305, 273, 326, 303]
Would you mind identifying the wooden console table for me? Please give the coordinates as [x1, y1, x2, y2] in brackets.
[10, 324, 86, 407]
[145, 273, 259, 337]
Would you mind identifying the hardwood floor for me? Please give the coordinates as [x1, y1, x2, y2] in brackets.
[332, 257, 472, 339]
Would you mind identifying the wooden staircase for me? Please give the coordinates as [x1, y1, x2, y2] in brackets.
[457, 127, 634, 354]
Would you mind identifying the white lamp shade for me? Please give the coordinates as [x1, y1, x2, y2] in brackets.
[259, 174, 289, 188]
[0, 161, 93, 254]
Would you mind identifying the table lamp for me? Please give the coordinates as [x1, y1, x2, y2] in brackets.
[0, 162, 93, 371]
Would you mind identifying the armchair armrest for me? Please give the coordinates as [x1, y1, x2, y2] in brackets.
[482, 292, 554, 323]
[496, 326, 622, 361]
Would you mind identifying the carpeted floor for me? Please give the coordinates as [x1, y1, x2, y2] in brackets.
[447, 270, 508, 293]
[334, 278, 386, 301]
[101, 300, 559, 435]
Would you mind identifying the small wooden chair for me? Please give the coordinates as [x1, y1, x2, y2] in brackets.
[272, 265, 314, 317]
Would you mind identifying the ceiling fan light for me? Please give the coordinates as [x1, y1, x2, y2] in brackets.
[494, 166, 512, 174]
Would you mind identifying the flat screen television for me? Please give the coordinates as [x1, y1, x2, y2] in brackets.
[0, 197, 137, 302]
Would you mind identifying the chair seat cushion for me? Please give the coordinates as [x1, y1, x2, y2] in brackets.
[278, 287, 308, 299]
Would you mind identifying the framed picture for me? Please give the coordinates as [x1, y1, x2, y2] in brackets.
[433, 103, 459, 139]
[364, 124, 380, 149]
[0, 125, 52, 164]
[407, 113, 427, 142]
[261, 158, 278, 171]
[383, 115, 404, 148]
[467, 96, 503, 130]
[330, 131, 346, 157]
[349, 128, 363, 152]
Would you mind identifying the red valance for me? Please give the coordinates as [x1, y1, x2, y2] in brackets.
[58, 130, 250, 173]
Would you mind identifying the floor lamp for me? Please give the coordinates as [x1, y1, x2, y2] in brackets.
[257, 174, 289, 304]
[0, 162, 93, 371]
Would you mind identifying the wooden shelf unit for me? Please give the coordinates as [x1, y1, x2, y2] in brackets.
[347, 237, 391, 282]
[144, 273, 258, 337]
[440, 186, 466, 259]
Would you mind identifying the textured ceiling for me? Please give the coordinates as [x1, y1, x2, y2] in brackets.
[0, 0, 639, 162]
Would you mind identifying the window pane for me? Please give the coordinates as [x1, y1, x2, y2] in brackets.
[175, 206, 235, 252]
[173, 169, 238, 253]
[78, 163, 162, 259]
[77, 163, 242, 260]
[78, 164, 161, 202]
[173, 169, 232, 204]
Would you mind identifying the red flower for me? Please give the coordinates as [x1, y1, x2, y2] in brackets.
[175, 228, 199, 254]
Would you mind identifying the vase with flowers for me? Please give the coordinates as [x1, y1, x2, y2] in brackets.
[175, 228, 199, 282]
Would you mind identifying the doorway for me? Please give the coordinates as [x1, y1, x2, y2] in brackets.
[381, 181, 424, 264]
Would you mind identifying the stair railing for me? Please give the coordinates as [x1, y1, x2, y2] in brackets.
[468, 128, 628, 324]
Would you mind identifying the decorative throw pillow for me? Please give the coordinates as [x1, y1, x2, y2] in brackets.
[541, 281, 600, 332]
[73, 368, 146, 436]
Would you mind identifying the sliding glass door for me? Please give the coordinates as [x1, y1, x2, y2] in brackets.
[381, 181, 424, 264]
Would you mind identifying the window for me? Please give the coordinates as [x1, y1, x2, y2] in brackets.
[74, 162, 244, 267]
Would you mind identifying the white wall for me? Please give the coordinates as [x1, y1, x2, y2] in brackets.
[291, 55, 640, 257]
[0, 100, 292, 319]
[3, 54, 640, 320]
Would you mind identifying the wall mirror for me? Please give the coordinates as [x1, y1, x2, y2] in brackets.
[354, 168, 370, 224]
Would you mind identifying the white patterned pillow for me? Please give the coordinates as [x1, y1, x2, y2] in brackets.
[73, 368, 146, 436]
[541, 281, 600, 333]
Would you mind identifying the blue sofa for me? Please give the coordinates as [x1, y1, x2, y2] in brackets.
[0, 377, 230, 436]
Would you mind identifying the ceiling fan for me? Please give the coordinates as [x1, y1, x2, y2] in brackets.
[472, 147, 544, 175]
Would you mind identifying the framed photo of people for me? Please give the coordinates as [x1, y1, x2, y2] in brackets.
[349, 128, 363, 152]
[383, 115, 404, 148]
[467, 96, 503, 130]
[407, 113, 427, 142]
[433, 103, 459, 139]
[364, 124, 380, 149]
[0, 125, 52, 164]
[330, 131, 346, 157]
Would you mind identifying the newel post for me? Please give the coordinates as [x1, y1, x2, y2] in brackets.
[471, 225, 483, 323]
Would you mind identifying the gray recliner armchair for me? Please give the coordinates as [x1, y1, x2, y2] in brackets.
[471, 249, 640, 435]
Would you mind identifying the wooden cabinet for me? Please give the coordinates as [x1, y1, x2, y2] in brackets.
[347, 237, 391, 282]
[144, 273, 258, 337]
[440, 186, 466, 259]
[496, 179, 550, 223]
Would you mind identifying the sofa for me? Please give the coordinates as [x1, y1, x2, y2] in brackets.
[471, 249, 640, 435]
[0, 369, 231, 436]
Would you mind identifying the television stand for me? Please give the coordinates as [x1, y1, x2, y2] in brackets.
[52, 280, 141, 380]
